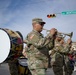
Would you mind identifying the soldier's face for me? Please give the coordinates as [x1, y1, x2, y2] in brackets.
[34, 23, 44, 32]
[60, 39, 64, 44]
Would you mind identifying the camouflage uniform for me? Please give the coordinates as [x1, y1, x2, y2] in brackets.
[25, 29, 55, 75]
[64, 47, 74, 75]
[51, 40, 71, 75]
[8, 59, 19, 75]
[51, 41, 64, 75]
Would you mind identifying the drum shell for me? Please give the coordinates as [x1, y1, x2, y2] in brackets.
[18, 58, 29, 75]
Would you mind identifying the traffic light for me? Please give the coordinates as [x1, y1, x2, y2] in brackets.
[47, 14, 56, 18]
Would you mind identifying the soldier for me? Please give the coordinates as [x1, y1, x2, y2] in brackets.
[58, 38, 73, 75]
[64, 39, 74, 75]
[8, 57, 19, 75]
[23, 18, 57, 75]
[50, 35, 72, 75]
[50, 34, 64, 75]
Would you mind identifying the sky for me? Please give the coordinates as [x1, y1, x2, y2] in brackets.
[0, 0, 76, 41]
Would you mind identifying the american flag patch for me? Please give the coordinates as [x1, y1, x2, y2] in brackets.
[29, 34, 34, 39]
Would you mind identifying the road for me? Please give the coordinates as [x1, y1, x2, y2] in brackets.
[0, 63, 76, 75]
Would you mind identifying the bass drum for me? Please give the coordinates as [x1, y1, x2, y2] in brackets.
[0, 28, 23, 63]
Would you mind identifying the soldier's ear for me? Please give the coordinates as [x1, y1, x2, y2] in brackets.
[32, 23, 37, 28]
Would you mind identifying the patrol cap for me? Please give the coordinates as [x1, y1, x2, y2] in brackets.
[32, 18, 46, 24]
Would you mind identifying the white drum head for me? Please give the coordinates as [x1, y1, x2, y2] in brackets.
[18, 58, 28, 66]
[0, 29, 10, 63]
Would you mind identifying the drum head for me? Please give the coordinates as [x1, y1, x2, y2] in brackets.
[18, 58, 28, 67]
[0, 29, 10, 63]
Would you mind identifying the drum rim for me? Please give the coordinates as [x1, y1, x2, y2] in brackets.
[18, 57, 28, 67]
[0, 28, 12, 63]
[16, 31, 24, 50]
[16, 31, 23, 40]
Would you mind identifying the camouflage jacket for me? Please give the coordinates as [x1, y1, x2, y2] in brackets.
[51, 43, 71, 66]
[51, 42, 71, 55]
[25, 30, 55, 69]
[51, 41, 71, 66]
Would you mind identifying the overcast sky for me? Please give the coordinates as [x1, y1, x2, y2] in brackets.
[0, 0, 76, 41]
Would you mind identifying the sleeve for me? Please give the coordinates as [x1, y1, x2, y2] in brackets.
[68, 49, 74, 54]
[46, 38, 55, 50]
[59, 44, 71, 54]
[25, 33, 55, 49]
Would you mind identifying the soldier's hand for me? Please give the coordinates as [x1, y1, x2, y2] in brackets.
[67, 39, 72, 45]
[22, 48, 27, 58]
[50, 28, 57, 36]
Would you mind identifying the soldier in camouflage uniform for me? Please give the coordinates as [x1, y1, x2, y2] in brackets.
[8, 58, 19, 75]
[23, 18, 57, 75]
[50, 35, 72, 75]
[64, 39, 74, 75]
[50, 35, 64, 75]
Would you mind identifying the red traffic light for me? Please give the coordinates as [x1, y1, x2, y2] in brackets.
[47, 14, 56, 18]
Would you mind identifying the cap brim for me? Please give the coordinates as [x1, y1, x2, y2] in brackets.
[40, 21, 46, 24]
